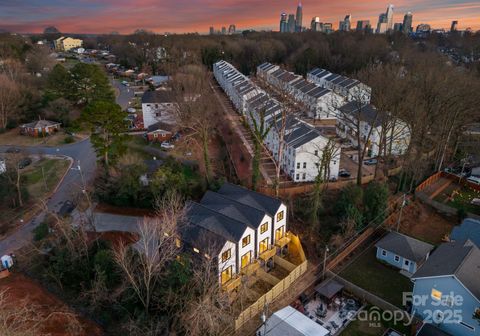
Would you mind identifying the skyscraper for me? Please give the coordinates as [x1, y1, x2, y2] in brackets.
[295, 2, 303, 32]
[451, 20, 458, 32]
[402, 12, 413, 34]
[386, 4, 394, 31]
[209, 26, 214, 35]
[394, 23, 403, 32]
[228, 24, 236, 35]
[280, 13, 288, 32]
[339, 14, 352, 31]
[376, 13, 388, 34]
[221, 26, 226, 35]
[311, 17, 321, 32]
[288, 14, 296, 32]
[356, 20, 370, 32]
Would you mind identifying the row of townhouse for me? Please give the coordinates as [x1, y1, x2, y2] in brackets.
[337, 101, 411, 157]
[257, 63, 343, 120]
[259, 63, 410, 158]
[214, 60, 340, 182]
[213, 61, 264, 115]
[307, 67, 372, 104]
[179, 183, 289, 290]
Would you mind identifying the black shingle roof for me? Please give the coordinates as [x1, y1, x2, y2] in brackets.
[141, 90, 175, 104]
[375, 231, 434, 262]
[217, 183, 283, 217]
[338, 101, 382, 127]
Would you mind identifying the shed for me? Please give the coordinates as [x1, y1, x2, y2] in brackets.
[375, 231, 434, 274]
[314, 280, 344, 301]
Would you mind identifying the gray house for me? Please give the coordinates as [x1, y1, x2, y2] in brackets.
[375, 231, 434, 274]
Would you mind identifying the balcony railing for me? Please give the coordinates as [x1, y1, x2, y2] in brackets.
[241, 260, 260, 276]
[275, 232, 291, 248]
[222, 275, 242, 292]
[259, 245, 277, 261]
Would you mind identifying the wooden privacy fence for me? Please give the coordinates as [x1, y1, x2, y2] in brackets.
[234, 260, 308, 331]
[415, 171, 442, 192]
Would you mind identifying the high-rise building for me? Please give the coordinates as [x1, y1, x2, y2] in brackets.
[288, 14, 296, 32]
[323, 23, 333, 33]
[451, 20, 458, 32]
[416, 23, 431, 34]
[402, 12, 413, 34]
[339, 14, 352, 31]
[228, 24, 236, 35]
[221, 26, 226, 35]
[386, 4, 394, 30]
[295, 2, 303, 32]
[280, 13, 288, 32]
[394, 23, 403, 32]
[376, 13, 388, 34]
[356, 20, 370, 32]
[209, 26, 214, 35]
[311, 17, 321, 32]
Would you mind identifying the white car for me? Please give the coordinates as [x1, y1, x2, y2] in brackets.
[161, 142, 174, 150]
[467, 176, 480, 185]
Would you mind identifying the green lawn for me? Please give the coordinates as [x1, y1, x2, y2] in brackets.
[23, 158, 71, 199]
[341, 306, 412, 336]
[434, 185, 480, 216]
[339, 247, 413, 308]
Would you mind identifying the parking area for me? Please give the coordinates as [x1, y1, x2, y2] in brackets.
[339, 151, 376, 181]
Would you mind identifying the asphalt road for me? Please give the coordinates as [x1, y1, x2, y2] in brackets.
[111, 77, 135, 110]
[0, 139, 97, 255]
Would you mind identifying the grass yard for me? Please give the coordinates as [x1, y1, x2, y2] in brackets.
[434, 183, 480, 216]
[0, 129, 78, 147]
[0, 158, 70, 235]
[339, 247, 413, 308]
[341, 306, 412, 336]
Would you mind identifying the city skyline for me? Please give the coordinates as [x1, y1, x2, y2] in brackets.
[1, 0, 479, 34]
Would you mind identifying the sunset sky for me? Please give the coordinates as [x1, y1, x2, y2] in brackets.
[0, 0, 479, 34]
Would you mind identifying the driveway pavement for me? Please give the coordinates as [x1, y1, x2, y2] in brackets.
[111, 78, 135, 110]
[0, 139, 97, 255]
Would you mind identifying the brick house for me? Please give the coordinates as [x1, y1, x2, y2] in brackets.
[20, 120, 61, 137]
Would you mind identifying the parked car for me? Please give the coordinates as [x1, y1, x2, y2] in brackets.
[467, 176, 480, 185]
[18, 158, 32, 169]
[121, 80, 129, 86]
[127, 107, 136, 113]
[6, 147, 20, 154]
[58, 200, 75, 217]
[160, 142, 174, 150]
[363, 158, 378, 165]
[339, 169, 351, 178]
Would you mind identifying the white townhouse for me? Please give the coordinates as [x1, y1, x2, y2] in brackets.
[257, 63, 343, 120]
[141, 90, 177, 129]
[307, 68, 372, 104]
[337, 101, 411, 157]
[179, 183, 289, 290]
[266, 117, 340, 182]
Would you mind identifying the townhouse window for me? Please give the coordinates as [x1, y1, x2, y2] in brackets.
[221, 266, 233, 284]
[314, 150, 318, 156]
[297, 163, 300, 169]
[302, 173, 306, 180]
[381, 249, 387, 257]
[277, 211, 284, 222]
[242, 235, 251, 248]
[221, 249, 231, 262]
[303, 162, 306, 169]
[260, 222, 268, 234]
[394, 255, 400, 262]
[296, 173, 299, 180]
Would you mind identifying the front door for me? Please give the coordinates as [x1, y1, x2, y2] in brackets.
[402, 259, 411, 271]
[241, 251, 251, 269]
[275, 226, 285, 242]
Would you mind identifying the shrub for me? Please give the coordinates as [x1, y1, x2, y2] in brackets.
[63, 135, 75, 144]
[33, 222, 49, 241]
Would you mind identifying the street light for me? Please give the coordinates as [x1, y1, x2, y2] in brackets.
[70, 160, 86, 193]
[322, 245, 330, 279]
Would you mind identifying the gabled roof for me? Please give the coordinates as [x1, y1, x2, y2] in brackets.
[185, 201, 249, 243]
[412, 240, 480, 300]
[200, 191, 268, 229]
[338, 101, 382, 127]
[450, 218, 480, 247]
[21, 120, 61, 129]
[375, 231, 434, 262]
[146, 121, 174, 133]
[217, 182, 283, 217]
[141, 90, 175, 104]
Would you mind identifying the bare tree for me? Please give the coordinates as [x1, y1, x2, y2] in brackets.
[172, 65, 220, 184]
[250, 108, 272, 190]
[114, 192, 185, 312]
[0, 74, 20, 129]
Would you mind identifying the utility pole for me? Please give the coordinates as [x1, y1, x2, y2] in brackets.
[41, 166, 47, 191]
[322, 245, 329, 279]
[261, 303, 269, 335]
[396, 194, 407, 232]
[458, 156, 467, 184]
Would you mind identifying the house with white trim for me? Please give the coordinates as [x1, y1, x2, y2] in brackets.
[179, 183, 289, 290]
